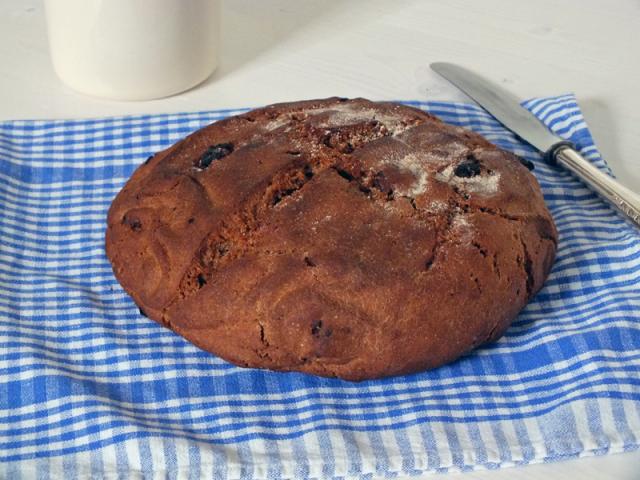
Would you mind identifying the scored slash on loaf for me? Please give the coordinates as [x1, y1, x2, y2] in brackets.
[106, 98, 557, 381]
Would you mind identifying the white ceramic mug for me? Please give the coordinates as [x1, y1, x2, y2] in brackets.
[44, 0, 220, 101]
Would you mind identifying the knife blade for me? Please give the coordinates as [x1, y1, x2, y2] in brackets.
[430, 62, 640, 229]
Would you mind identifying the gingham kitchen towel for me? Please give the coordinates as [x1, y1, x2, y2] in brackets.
[0, 95, 639, 479]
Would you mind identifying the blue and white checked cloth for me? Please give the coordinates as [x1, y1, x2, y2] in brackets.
[1, 95, 639, 479]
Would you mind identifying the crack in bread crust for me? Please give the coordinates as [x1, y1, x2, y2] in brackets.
[164, 112, 435, 317]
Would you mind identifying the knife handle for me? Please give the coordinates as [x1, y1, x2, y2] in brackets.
[554, 146, 640, 229]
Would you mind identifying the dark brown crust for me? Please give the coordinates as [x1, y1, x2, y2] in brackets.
[106, 98, 557, 381]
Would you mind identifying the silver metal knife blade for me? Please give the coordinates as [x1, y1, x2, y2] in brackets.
[430, 62, 562, 153]
[430, 61, 640, 229]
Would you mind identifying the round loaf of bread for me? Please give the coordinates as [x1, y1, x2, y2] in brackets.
[106, 98, 557, 381]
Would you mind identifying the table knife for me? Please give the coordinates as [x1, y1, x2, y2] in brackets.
[431, 62, 640, 229]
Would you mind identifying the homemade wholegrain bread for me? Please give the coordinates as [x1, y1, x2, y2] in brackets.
[106, 98, 557, 381]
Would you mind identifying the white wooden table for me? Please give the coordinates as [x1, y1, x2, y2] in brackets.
[1, 0, 638, 478]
